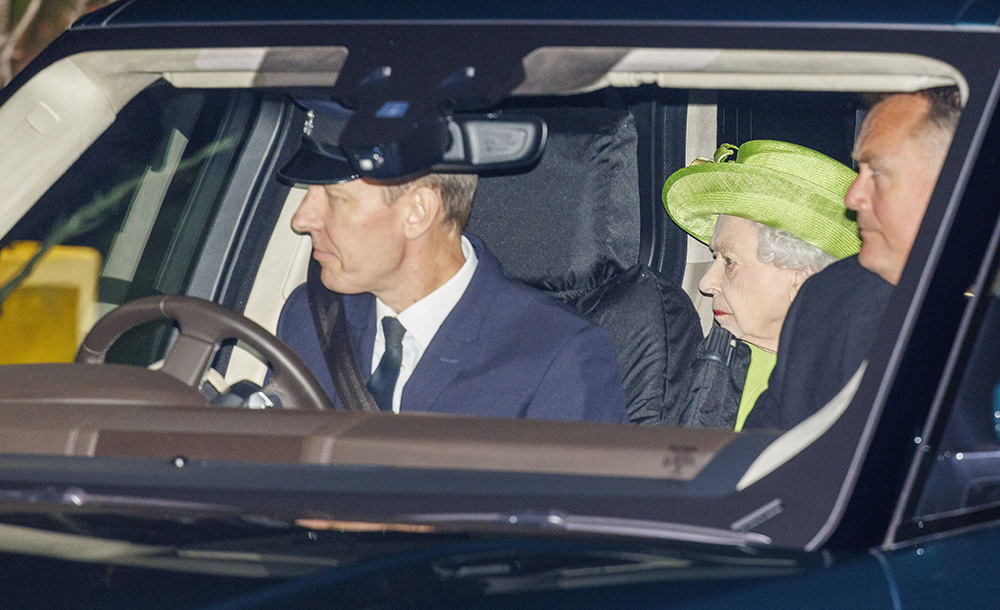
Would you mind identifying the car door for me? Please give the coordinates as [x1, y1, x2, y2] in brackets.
[861, 63, 1000, 609]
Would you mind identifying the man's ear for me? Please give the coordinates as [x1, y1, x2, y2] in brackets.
[401, 184, 443, 240]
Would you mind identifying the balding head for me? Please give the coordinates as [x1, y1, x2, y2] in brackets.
[845, 89, 961, 284]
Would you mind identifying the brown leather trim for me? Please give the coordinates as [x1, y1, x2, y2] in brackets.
[96, 431, 303, 463]
[0, 364, 740, 481]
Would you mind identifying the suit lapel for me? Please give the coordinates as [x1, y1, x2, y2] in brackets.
[400, 236, 501, 413]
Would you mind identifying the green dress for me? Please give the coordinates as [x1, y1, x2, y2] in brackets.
[735, 343, 777, 432]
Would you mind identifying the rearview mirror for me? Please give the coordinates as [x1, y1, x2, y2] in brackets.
[278, 100, 547, 185]
[436, 115, 547, 173]
[340, 114, 546, 180]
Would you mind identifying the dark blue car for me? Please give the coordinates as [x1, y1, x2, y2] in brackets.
[0, 0, 997, 607]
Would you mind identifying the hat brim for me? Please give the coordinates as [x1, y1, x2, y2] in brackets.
[662, 163, 861, 260]
[276, 139, 359, 186]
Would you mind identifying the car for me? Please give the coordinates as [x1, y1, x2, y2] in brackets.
[0, 0, 998, 607]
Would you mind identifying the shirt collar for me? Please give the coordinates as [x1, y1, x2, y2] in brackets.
[374, 235, 479, 350]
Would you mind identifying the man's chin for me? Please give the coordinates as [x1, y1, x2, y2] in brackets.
[857, 241, 882, 268]
[857, 247, 900, 285]
[319, 269, 355, 295]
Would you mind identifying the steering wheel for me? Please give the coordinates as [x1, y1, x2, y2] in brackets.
[75, 295, 332, 410]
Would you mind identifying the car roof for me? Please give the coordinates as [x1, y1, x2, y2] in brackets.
[76, 0, 1000, 28]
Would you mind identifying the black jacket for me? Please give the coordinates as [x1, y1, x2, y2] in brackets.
[744, 256, 894, 430]
[664, 326, 750, 428]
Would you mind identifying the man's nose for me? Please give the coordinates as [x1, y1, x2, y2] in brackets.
[290, 186, 324, 234]
[844, 175, 868, 211]
[699, 257, 722, 296]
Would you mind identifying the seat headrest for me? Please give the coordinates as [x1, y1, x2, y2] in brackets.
[468, 107, 640, 296]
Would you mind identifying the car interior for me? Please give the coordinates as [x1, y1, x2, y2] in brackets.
[0, 41, 995, 553]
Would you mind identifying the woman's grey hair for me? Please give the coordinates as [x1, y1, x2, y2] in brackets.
[753, 221, 837, 277]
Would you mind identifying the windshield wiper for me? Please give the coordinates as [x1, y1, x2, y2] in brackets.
[0, 487, 771, 547]
[403, 511, 771, 547]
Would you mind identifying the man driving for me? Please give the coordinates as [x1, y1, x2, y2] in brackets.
[745, 87, 962, 430]
[274, 103, 627, 422]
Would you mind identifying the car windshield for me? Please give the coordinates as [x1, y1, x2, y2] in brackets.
[0, 14, 992, 595]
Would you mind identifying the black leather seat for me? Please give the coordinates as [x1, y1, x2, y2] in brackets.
[468, 106, 702, 424]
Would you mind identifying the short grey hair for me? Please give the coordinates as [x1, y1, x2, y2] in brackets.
[921, 87, 962, 128]
[914, 86, 963, 152]
[754, 222, 837, 278]
[382, 173, 478, 232]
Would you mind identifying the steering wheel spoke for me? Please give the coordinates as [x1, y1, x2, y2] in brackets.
[159, 333, 218, 387]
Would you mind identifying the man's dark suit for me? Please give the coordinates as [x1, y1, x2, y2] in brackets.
[277, 236, 627, 423]
[744, 256, 894, 430]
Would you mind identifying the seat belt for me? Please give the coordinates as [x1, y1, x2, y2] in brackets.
[305, 258, 380, 413]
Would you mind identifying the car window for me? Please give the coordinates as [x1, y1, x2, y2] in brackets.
[0, 82, 258, 366]
[886, 92, 1000, 546]
[0, 48, 965, 419]
[914, 267, 1000, 520]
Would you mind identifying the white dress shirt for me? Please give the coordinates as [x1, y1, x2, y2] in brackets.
[371, 236, 479, 413]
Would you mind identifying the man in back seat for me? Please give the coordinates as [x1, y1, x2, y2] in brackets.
[745, 87, 962, 430]
[275, 106, 626, 422]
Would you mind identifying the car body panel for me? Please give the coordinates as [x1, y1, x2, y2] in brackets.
[75, 0, 1000, 27]
[0, 0, 998, 606]
[0, 15, 991, 548]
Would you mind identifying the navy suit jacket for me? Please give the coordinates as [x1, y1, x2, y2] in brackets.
[277, 236, 627, 423]
[744, 256, 894, 430]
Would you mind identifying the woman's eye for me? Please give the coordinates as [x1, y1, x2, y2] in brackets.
[710, 251, 735, 271]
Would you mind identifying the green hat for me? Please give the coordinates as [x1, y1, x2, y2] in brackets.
[662, 140, 861, 260]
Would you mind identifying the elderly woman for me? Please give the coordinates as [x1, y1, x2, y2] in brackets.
[661, 140, 860, 431]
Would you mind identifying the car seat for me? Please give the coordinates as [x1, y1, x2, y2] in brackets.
[468, 106, 702, 424]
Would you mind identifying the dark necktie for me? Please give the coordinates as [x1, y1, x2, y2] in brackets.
[367, 317, 406, 411]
